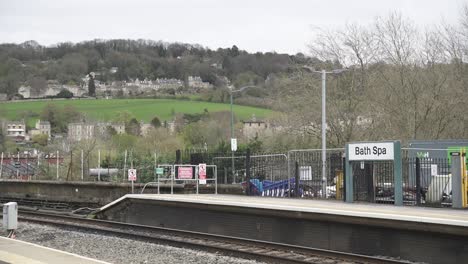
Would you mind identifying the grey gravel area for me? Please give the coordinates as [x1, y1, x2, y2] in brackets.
[13, 221, 268, 264]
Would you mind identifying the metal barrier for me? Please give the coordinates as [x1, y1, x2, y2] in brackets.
[156, 164, 175, 194]
[154, 164, 217, 195]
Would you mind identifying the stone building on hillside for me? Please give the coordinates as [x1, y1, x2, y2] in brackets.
[187, 76, 212, 89]
[68, 122, 125, 141]
[68, 123, 96, 141]
[30, 120, 51, 139]
[140, 122, 154, 136]
[95, 122, 126, 135]
[242, 115, 273, 140]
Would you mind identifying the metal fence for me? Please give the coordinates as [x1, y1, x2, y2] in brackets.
[403, 157, 452, 207]
[0, 148, 459, 208]
[287, 149, 344, 198]
[349, 156, 453, 207]
[351, 160, 394, 203]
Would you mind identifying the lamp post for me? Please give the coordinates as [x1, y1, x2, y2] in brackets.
[303, 66, 347, 198]
[229, 85, 256, 183]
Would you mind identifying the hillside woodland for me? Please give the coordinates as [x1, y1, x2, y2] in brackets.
[1, 10, 468, 153]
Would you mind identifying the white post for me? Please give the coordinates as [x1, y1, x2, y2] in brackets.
[196, 165, 199, 195]
[98, 149, 101, 181]
[123, 150, 127, 181]
[130, 151, 134, 194]
[321, 70, 327, 198]
[81, 149, 84, 181]
[37, 153, 40, 180]
[16, 152, 20, 178]
[154, 152, 157, 181]
[56, 150, 59, 180]
[0, 152, 3, 179]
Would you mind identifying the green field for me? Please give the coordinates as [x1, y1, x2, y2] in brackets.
[0, 99, 273, 126]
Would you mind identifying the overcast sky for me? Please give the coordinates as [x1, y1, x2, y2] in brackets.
[0, 0, 465, 54]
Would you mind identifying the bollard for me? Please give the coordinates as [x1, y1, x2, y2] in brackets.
[451, 152, 463, 208]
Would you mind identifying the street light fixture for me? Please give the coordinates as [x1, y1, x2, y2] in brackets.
[229, 85, 257, 183]
[302, 66, 347, 198]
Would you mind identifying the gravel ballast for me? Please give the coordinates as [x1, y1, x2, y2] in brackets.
[12, 221, 267, 264]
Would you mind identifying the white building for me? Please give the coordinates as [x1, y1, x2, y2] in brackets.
[187, 76, 212, 89]
[4, 120, 27, 140]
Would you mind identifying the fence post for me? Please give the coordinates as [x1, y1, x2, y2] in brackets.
[69, 150, 73, 180]
[176, 149, 181, 164]
[295, 161, 300, 197]
[287, 151, 291, 198]
[17, 152, 20, 178]
[154, 152, 157, 182]
[215, 166, 218, 195]
[81, 150, 84, 181]
[123, 150, 127, 182]
[415, 157, 421, 206]
[56, 150, 59, 180]
[224, 168, 227, 184]
[245, 149, 251, 195]
[130, 151, 134, 194]
[365, 163, 374, 203]
[0, 152, 3, 179]
[26, 152, 29, 179]
[36, 153, 40, 180]
[98, 149, 101, 182]
[342, 156, 346, 202]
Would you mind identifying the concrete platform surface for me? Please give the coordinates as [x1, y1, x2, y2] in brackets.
[0, 237, 109, 264]
[102, 194, 468, 227]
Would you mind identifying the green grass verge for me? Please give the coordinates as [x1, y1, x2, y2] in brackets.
[0, 99, 273, 126]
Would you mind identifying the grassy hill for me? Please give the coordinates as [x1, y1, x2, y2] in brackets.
[0, 99, 273, 126]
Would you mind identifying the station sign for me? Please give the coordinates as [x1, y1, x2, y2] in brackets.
[231, 138, 237, 152]
[128, 169, 137, 181]
[178, 167, 193, 179]
[199, 163, 207, 184]
[348, 142, 394, 161]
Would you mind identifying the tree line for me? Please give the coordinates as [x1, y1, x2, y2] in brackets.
[0, 39, 305, 98]
[266, 9, 468, 149]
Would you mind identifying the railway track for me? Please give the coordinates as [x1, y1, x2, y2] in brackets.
[18, 211, 410, 264]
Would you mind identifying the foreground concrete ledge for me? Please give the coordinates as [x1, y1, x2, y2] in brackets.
[0, 237, 109, 264]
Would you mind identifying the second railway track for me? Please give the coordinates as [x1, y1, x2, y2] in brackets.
[17, 211, 410, 264]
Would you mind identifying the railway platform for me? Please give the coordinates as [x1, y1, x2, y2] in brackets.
[0, 236, 108, 264]
[98, 194, 468, 264]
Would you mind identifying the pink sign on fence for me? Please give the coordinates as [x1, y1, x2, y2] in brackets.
[178, 167, 193, 179]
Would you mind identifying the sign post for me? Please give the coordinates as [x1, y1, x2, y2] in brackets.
[199, 163, 207, 184]
[231, 138, 237, 183]
[128, 168, 137, 194]
[345, 141, 402, 205]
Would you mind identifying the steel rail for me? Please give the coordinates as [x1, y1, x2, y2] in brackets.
[18, 211, 410, 264]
